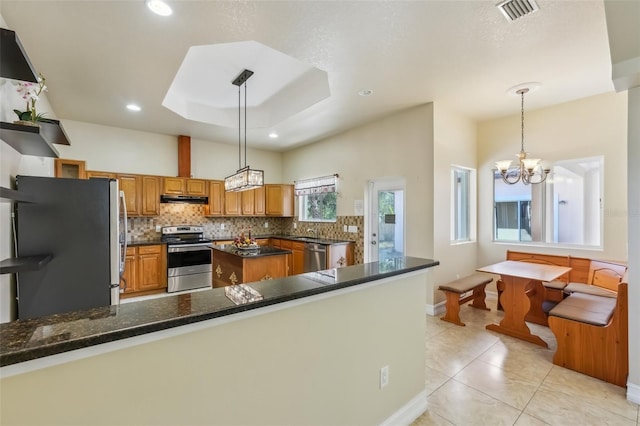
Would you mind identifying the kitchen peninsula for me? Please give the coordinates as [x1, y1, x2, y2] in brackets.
[212, 244, 291, 287]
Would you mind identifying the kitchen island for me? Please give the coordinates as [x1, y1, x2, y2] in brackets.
[0, 256, 438, 426]
[212, 244, 291, 287]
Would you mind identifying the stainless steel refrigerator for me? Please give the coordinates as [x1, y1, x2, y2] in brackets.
[15, 175, 127, 319]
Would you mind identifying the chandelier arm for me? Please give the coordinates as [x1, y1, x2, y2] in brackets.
[500, 167, 522, 185]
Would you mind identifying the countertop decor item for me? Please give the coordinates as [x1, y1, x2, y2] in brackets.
[495, 83, 550, 185]
[224, 69, 264, 192]
[13, 73, 47, 125]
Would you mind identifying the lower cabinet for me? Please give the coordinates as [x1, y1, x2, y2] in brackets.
[120, 245, 167, 297]
[291, 241, 305, 275]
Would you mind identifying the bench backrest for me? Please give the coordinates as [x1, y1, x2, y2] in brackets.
[506, 251, 571, 282]
[589, 260, 627, 292]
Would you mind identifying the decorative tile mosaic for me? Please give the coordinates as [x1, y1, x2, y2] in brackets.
[127, 206, 365, 264]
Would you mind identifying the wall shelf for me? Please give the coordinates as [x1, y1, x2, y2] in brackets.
[0, 28, 38, 83]
[0, 255, 52, 274]
[0, 121, 68, 158]
[0, 186, 36, 203]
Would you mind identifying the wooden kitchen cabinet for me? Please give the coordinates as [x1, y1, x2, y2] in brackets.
[120, 244, 167, 297]
[86, 170, 116, 179]
[254, 186, 266, 215]
[54, 159, 86, 179]
[224, 191, 241, 215]
[163, 177, 207, 196]
[141, 175, 160, 216]
[118, 174, 141, 216]
[241, 190, 255, 215]
[204, 180, 224, 216]
[291, 241, 305, 275]
[265, 184, 294, 217]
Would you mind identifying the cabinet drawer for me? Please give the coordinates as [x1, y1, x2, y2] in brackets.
[292, 241, 306, 251]
[138, 245, 162, 255]
[126, 247, 136, 256]
[280, 239, 293, 249]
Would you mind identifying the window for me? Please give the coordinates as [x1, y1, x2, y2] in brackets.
[493, 156, 603, 247]
[451, 166, 476, 242]
[295, 175, 338, 222]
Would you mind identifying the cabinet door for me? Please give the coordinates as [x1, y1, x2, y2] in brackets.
[118, 174, 141, 216]
[254, 186, 266, 215]
[186, 179, 207, 196]
[141, 176, 160, 216]
[241, 190, 255, 215]
[292, 242, 305, 275]
[86, 171, 116, 179]
[137, 245, 167, 291]
[121, 247, 137, 293]
[163, 177, 185, 195]
[54, 159, 86, 179]
[265, 184, 294, 217]
[205, 180, 224, 216]
[270, 238, 281, 248]
[224, 191, 241, 215]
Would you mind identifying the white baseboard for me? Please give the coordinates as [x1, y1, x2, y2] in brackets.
[627, 381, 640, 404]
[425, 301, 445, 317]
[380, 389, 428, 426]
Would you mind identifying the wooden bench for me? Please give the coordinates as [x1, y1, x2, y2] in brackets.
[438, 274, 493, 326]
[548, 273, 628, 387]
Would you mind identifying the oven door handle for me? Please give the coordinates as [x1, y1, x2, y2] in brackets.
[168, 244, 213, 252]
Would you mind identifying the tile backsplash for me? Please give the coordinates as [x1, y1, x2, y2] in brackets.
[127, 204, 365, 263]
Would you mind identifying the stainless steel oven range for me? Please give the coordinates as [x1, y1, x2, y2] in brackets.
[162, 226, 212, 293]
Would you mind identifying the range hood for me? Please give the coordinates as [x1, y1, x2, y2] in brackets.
[160, 194, 208, 204]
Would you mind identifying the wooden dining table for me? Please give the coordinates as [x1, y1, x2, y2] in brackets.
[477, 260, 572, 348]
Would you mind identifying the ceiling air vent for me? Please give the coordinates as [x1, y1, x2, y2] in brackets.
[497, 0, 539, 21]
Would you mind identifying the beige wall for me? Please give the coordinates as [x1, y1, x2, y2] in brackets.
[477, 91, 628, 267]
[56, 120, 284, 182]
[282, 104, 436, 303]
[0, 272, 427, 425]
[432, 102, 478, 305]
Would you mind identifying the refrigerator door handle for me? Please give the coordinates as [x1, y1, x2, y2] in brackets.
[120, 190, 128, 278]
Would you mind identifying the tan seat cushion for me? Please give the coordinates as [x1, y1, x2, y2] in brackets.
[438, 273, 493, 294]
[549, 292, 616, 326]
[565, 282, 617, 298]
[543, 280, 567, 290]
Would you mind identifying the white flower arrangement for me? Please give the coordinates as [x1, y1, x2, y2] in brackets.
[13, 73, 47, 123]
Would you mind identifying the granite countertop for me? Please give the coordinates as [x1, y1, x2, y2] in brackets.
[213, 244, 292, 257]
[0, 257, 438, 367]
[127, 238, 165, 247]
[210, 235, 353, 245]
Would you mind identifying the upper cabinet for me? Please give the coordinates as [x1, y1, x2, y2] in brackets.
[163, 177, 207, 196]
[265, 184, 294, 217]
[204, 180, 224, 217]
[54, 159, 86, 179]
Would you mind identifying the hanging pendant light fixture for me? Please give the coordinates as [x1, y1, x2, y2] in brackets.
[495, 87, 550, 185]
[224, 69, 264, 192]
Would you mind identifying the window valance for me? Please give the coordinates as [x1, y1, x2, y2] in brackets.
[294, 174, 338, 196]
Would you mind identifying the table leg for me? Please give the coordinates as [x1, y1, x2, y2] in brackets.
[486, 275, 548, 348]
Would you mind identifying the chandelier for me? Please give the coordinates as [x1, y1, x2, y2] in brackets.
[495, 87, 550, 185]
[224, 69, 264, 192]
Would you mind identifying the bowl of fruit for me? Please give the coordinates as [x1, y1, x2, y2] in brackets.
[233, 233, 259, 250]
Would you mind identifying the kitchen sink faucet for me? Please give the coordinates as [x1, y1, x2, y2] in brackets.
[307, 228, 319, 239]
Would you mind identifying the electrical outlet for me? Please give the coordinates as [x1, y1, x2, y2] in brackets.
[348, 225, 358, 233]
[343, 225, 348, 232]
[155, 225, 161, 232]
[264, 222, 269, 228]
[220, 223, 225, 230]
[380, 365, 389, 389]
[293, 222, 297, 229]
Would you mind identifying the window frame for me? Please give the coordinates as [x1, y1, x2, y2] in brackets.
[297, 191, 338, 223]
[450, 165, 477, 244]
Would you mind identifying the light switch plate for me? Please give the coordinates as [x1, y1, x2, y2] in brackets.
[348, 225, 358, 233]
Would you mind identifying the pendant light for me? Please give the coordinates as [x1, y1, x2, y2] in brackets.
[495, 87, 550, 185]
[224, 69, 264, 192]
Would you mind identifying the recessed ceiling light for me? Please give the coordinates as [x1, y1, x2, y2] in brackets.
[358, 89, 373, 96]
[126, 104, 141, 112]
[268, 132, 279, 139]
[146, 0, 173, 16]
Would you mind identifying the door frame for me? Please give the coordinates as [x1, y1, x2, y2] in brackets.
[364, 177, 406, 263]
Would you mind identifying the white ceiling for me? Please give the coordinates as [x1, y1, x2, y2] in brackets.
[0, 1, 613, 151]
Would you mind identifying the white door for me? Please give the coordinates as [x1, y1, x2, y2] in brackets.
[365, 178, 405, 263]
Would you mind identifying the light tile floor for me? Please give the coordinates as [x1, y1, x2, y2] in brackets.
[413, 297, 639, 426]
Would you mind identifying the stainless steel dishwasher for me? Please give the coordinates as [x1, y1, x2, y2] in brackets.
[304, 243, 327, 272]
